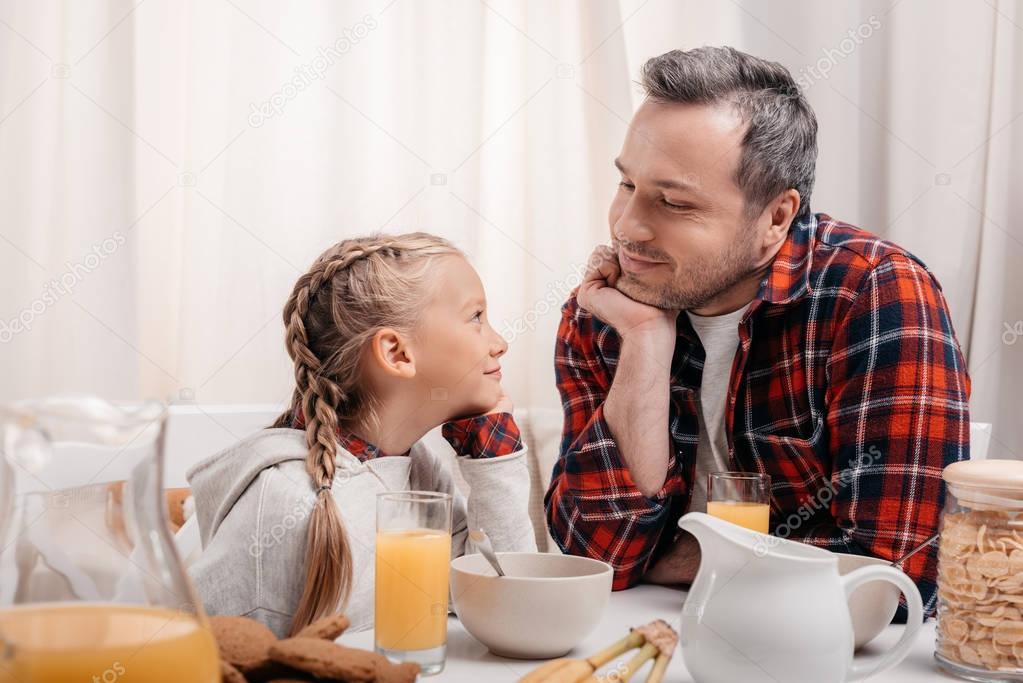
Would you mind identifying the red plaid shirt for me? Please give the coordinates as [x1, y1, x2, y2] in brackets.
[545, 212, 970, 619]
[291, 411, 522, 460]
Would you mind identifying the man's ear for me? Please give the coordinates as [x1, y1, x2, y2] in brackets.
[763, 189, 800, 247]
[369, 328, 416, 379]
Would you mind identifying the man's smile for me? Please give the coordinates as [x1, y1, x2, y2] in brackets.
[618, 246, 669, 274]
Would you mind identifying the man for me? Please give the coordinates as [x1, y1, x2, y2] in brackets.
[545, 46, 970, 619]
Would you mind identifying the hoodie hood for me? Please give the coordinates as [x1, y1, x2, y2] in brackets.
[186, 428, 311, 546]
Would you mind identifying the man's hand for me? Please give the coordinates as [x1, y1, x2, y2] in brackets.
[577, 245, 676, 339]
[642, 531, 702, 586]
[578, 244, 678, 498]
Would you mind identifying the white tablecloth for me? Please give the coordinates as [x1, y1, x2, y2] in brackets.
[339, 584, 960, 681]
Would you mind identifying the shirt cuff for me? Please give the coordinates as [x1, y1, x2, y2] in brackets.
[442, 412, 522, 459]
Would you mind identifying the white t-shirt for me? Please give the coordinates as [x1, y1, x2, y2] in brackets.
[685, 305, 748, 512]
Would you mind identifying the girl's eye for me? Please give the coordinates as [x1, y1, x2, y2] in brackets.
[471, 311, 483, 324]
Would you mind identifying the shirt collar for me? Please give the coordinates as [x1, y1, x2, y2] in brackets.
[754, 211, 818, 306]
[290, 408, 409, 462]
[674, 212, 818, 347]
[336, 431, 410, 462]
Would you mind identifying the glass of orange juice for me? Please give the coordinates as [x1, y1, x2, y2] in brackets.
[707, 471, 772, 533]
[0, 397, 219, 683]
[375, 491, 453, 676]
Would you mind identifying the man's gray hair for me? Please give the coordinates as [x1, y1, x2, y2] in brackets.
[640, 46, 818, 220]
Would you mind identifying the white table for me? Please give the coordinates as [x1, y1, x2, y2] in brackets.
[339, 585, 959, 681]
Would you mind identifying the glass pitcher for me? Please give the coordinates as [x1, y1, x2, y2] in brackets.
[0, 396, 219, 682]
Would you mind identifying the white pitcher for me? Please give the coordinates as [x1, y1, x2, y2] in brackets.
[677, 512, 923, 683]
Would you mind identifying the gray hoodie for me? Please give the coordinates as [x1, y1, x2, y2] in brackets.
[186, 427, 536, 636]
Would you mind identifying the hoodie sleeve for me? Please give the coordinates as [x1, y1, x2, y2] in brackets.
[412, 426, 538, 561]
[451, 445, 538, 557]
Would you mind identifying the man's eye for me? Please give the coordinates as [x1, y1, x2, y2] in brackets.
[662, 199, 690, 210]
[618, 181, 635, 191]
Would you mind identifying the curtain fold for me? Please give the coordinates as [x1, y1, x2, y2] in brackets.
[965, 0, 1023, 459]
[0, 0, 1019, 452]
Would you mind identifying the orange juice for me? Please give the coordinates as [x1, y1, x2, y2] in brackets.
[375, 528, 451, 651]
[0, 603, 219, 683]
[707, 501, 771, 533]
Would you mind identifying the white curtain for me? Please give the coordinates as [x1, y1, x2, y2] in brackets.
[1, 1, 1020, 454]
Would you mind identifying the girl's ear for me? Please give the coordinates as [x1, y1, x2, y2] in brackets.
[369, 328, 416, 379]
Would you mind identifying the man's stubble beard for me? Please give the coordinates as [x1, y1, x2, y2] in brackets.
[615, 237, 760, 311]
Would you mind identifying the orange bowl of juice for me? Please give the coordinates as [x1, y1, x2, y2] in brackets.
[449, 552, 612, 659]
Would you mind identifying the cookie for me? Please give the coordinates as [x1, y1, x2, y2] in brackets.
[210, 615, 277, 674]
[269, 637, 383, 682]
[246, 662, 308, 683]
[294, 613, 351, 641]
[376, 661, 421, 683]
[165, 487, 191, 530]
[221, 661, 247, 683]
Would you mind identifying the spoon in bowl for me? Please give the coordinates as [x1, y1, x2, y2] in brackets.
[468, 528, 506, 577]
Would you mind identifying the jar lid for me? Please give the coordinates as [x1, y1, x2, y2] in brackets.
[943, 460, 1023, 490]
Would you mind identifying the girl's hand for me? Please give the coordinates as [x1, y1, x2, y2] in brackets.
[442, 387, 522, 458]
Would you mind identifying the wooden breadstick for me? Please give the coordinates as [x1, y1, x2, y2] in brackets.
[614, 642, 659, 682]
[580, 642, 660, 683]
[520, 621, 682, 683]
[519, 631, 645, 683]
[586, 631, 646, 670]
[645, 652, 670, 683]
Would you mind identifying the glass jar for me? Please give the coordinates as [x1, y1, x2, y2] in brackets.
[0, 397, 219, 682]
[936, 459, 1023, 681]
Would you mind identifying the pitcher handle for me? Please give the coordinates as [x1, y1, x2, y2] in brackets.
[841, 564, 924, 681]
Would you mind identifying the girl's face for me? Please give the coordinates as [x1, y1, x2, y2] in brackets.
[411, 255, 507, 419]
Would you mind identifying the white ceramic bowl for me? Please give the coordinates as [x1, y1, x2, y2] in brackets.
[836, 553, 901, 649]
[449, 552, 613, 659]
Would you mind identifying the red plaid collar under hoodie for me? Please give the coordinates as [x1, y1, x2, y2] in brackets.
[545, 212, 971, 620]
[290, 408, 522, 461]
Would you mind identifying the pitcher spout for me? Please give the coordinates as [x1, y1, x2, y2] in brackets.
[677, 511, 765, 566]
[677, 510, 714, 540]
[678, 511, 734, 548]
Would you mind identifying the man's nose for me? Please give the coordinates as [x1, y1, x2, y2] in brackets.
[613, 196, 655, 242]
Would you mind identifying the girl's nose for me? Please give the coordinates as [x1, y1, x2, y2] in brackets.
[491, 329, 508, 358]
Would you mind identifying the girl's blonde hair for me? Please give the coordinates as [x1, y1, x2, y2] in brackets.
[271, 232, 461, 634]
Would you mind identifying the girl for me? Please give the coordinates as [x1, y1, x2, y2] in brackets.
[186, 233, 537, 637]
